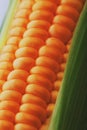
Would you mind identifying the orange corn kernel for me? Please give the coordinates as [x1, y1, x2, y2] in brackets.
[39, 45, 62, 62]
[20, 103, 46, 122]
[54, 80, 61, 90]
[2, 79, 27, 94]
[53, 15, 75, 31]
[19, 37, 45, 50]
[0, 90, 22, 103]
[32, 1, 57, 13]
[9, 27, 25, 37]
[0, 70, 10, 80]
[26, 84, 50, 103]
[7, 70, 29, 81]
[11, 18, 28, 28]
[27, 20, 50, 30]
[7, 37, 21, 45]
[30, 66, 56, 82]
[22, 94, 47, 108]
[2, 45, 17, 53]
[57, 72, 64, 80]
[15, 123, 37, 130]
[24, 28, 49, 41]
[15, 9, 31, 18]
[61, 0, 83, 12]
[0, 62, 13, 71]
[27, 74, 52, 91]
[0, 53, 15, 62]
[36, 56, 60, 73]
[46, 37, 66, 53]
[13, 57, 35, 71]
[29, 10, 53, 22]
[15, 47, 38, 59]
[0, 101, 20, 114]
[0, 120, 14, 130]
[49, 24, 72, 43]
[56, 5, 79, 22]
[51, 90, 58, 103]
[47, 103, 55, 117]
[15, 112, 41, 128]
[0, 110, 15, 122]
[19, 1, 34, 9]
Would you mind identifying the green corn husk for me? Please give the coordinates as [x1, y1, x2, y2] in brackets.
[49, 1, 87, 130]
[0, 0, 20, 51]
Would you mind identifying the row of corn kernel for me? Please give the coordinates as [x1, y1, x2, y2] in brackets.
[0, 0, 34, 93]
[39, 0, 84, 129]
[0, 0, 35, 130]
[39, 41, 70, 130]
[14, 0, 60, 130]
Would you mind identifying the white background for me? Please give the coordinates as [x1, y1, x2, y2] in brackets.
[0, 0, 10, 28]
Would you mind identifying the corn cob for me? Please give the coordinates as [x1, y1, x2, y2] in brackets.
[0, 0, 86, 130]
